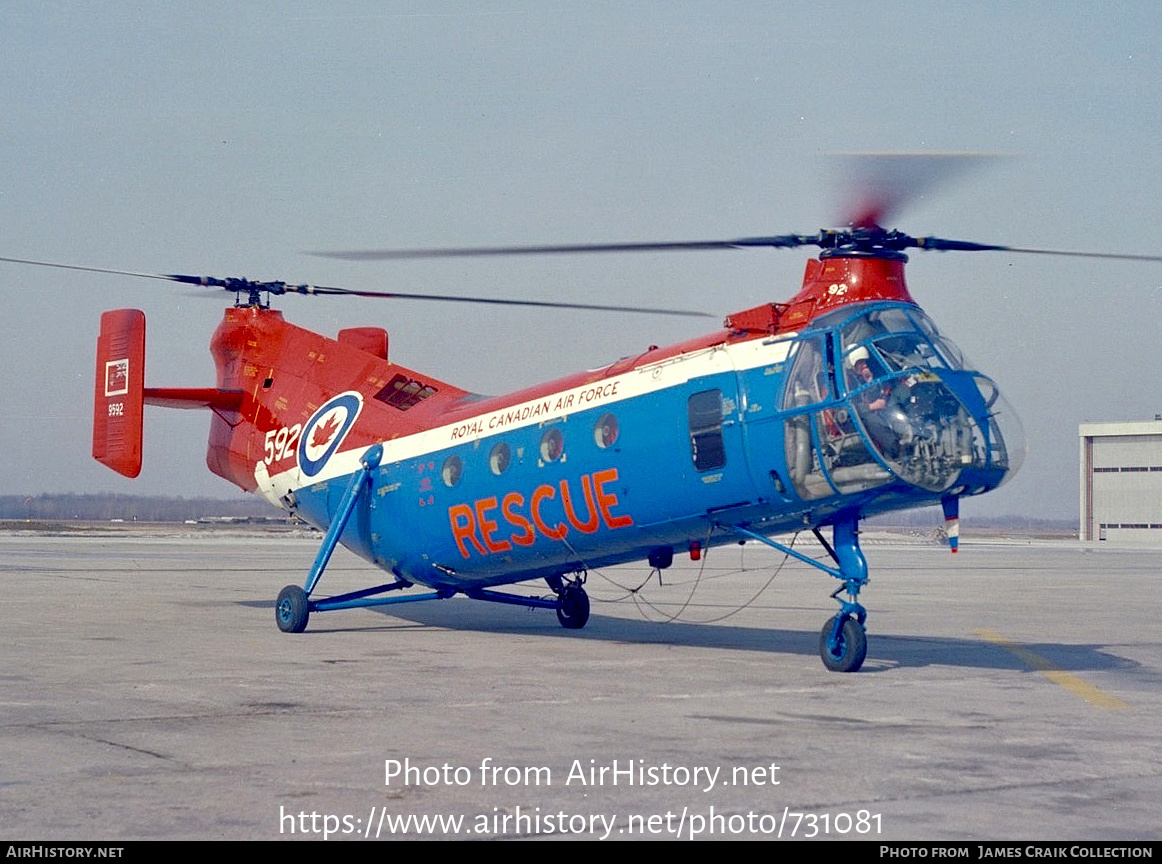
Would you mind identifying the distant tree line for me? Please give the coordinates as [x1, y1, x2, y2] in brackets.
[1, 494, 1073, 531]
[0, 493, 281, 522]
[866, 507, 1075, 532]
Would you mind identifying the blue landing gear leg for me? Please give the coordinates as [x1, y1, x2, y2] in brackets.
[276, 443, 454, 632]
[276, 445, 383, 634]
[815, 517, 868, 672]
[731, 514, 869, 672]
[460, 573, 589, 629]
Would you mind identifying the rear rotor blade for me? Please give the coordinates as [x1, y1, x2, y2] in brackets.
[288, 283, 713, 316]
[0, 255, 174, 283]
[0, 255, 712, 317]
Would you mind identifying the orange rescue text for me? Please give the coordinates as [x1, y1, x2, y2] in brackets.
[448, 468, 633, 558]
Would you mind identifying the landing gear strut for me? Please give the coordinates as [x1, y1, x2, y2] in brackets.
[274, 445, 457, 632]
[731, 513, 869, 672]
[815, 517, 868, 672]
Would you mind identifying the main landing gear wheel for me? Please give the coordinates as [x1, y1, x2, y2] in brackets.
[276, 585, 310, 633]
[556, 585, 590, 629]
[819, 615, 867, 672]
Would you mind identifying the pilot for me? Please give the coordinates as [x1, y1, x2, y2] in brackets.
[847, 348, 912, 458]
[846, 348, 885, 401]
[853, 358, 888, 409]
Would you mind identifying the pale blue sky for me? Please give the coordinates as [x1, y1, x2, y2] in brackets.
[3, 1, 1160, 520]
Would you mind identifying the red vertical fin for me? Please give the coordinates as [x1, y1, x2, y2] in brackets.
[93, 309, 146, 478]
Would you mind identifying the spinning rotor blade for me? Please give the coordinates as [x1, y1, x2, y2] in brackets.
[0, 256, 174, 283]
[834, 152, 996, 228]
[0, 255, 712, 317]
[316, 153, 1157, 265]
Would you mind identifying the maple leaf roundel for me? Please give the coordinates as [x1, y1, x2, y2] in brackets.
[297, 391, 364, 478]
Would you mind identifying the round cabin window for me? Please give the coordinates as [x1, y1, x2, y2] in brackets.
[594, 413, 619, 449]
[489, 441, 511, 475]
[441, 454, 462, 487]
[539, 428, 564, 463]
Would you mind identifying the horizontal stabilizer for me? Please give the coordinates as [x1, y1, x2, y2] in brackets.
[143, 388, 243, 410]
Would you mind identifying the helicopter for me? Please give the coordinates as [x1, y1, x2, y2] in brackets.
[10, 159, 1162, 672]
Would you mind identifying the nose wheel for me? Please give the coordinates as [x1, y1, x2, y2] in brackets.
[819, 614, 866, 672]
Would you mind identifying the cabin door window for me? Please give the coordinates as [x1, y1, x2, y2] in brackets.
[687, 389, 726, 471]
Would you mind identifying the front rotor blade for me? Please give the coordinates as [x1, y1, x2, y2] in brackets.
[312, 234, 817, 260]
[915, 238, 1162, 262]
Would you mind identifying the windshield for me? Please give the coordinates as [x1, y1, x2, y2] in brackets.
[839, 307, 970, 384]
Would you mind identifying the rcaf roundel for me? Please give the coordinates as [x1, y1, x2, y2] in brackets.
[297, 391, 363, 478]
[105, 358, 130, 397]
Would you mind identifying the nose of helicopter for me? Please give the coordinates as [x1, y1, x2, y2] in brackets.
[976, 377, 1026, 489]
[851, 369, 1025, 495]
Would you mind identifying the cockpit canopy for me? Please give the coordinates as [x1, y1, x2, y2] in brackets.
[781, 303, 1025, 500]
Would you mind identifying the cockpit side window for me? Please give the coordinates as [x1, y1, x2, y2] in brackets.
[781, 336, 828, 411]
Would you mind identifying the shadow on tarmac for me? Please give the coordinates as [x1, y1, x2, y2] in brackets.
[242, 593, 1142, 676]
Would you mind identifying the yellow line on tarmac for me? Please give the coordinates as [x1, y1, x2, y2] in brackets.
[974, 628, 1130, 709]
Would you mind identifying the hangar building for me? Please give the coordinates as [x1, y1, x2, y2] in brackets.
[1079, 419, 1162, 543]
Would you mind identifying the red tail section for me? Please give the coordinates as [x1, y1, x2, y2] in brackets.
[93, 309, 245, 480]
[94, 303, 474, 497]
[93, 310, 146, 477]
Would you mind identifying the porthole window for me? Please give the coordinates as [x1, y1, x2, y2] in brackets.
[489, 441, 511, 475]
[441, 454, 462, 487]
[594, 413, 619, 449]
[539, 428, 564, 463]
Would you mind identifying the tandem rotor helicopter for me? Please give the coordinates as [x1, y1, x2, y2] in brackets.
[7, 155, 1161, 671]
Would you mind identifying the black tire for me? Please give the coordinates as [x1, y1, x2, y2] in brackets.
[276, 585, 310, 633]
[819, 615, 866, 672]
[556, 586, 590, 630]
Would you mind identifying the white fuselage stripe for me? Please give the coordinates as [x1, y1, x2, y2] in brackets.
[261, 334, 797, 501]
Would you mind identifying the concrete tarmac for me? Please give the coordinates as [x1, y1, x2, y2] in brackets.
[2, 525, 1160, 841]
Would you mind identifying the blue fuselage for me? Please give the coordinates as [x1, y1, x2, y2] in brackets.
[290, 301, 1022, 591]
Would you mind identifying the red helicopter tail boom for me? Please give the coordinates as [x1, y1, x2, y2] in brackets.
[93, 308, 242, 478]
